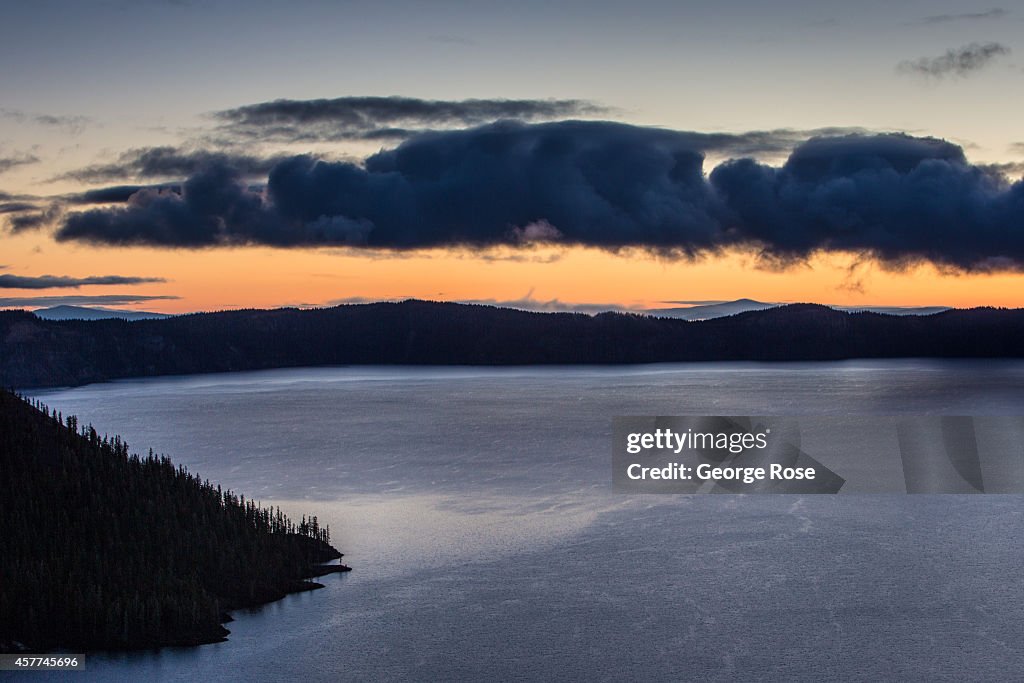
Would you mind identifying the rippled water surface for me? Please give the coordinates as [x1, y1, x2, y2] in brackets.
[15, 361, 1024, 681]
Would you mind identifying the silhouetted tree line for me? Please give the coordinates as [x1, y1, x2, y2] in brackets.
[0, 389, 346, 652]
[2, 301, 1024, 388]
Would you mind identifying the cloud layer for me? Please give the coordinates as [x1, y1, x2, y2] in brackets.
[898, 42, 1010, 77]
[0, 294, 177, 308]
[0, 109, 91, 135]
[0, 274, 165, 289]
[212, 96, 610, 143]
[709, 135, 1020, 269]
[55, 147, 282, 184]
[914, 8, 1008, 25]
[0, 153, 40, 175]
[45, 121, 1024, 271]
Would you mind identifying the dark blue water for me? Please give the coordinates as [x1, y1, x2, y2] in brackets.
[14, 361, 1024, 681]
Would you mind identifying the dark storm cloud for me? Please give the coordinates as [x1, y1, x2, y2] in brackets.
[212, 96, 610, 143]
[69, 184, 182, 204]
[59, 121, 724, 251]
[0, 294, 178, 308]
[709, 134, 1023, 270]
[8, 214, 46, 231]
[0, 274, 166, 289]
[914, 8, 1008, 25]
[898, 42, 1011, 77]
[3, 185, 182, 234]
[54, 146, 283, 183]
[981, 162, 1024, 178]
[53, 122, 1024, 271]
[7, 204, 62, 233]
[60, 163, 274, 247]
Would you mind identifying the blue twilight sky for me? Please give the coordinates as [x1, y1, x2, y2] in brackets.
[1, 0, 1021, 192]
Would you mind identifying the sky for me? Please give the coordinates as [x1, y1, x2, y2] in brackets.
[1, 0, 1023, 313]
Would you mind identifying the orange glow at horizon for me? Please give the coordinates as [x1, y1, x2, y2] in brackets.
[2, 230, 1024, 314]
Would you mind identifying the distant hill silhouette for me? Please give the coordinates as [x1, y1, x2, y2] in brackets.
[32, 305, 170, 321]
[647, 298, 949, 320]
[2, 300, 1023, 388]
[646, 298, 778, 320]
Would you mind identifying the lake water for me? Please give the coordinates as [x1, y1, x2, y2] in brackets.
[15, 361, 1024, 681]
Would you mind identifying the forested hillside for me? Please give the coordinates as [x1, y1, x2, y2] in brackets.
[0, 389, 348, 652]
[2, 300, 1024, 388]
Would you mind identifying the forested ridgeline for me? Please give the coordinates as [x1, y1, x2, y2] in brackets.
[2, 300, 1024, 388]
[0, 389, 348, 652]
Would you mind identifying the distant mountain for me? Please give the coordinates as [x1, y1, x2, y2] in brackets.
[32, 305, 170, 321]
[646, 299, 950, 320]
[2, 300, 1023, 389]
[646, 298, 777, 320]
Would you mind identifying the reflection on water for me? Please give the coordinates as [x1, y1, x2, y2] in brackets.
[16, 361, 1024, 682]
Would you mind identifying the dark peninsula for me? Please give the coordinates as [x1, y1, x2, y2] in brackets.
[0, 389, 350, 653]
